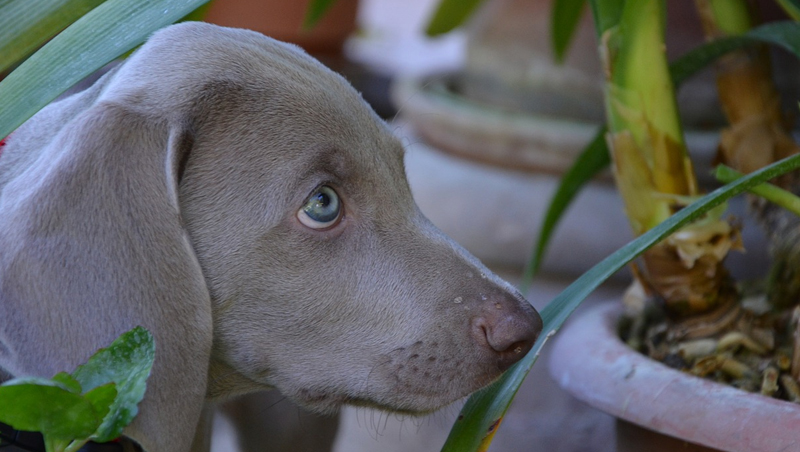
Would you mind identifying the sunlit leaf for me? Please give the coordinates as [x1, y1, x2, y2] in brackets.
[51, 372, 82, 394]
[72, 327, 155, 442]
[0, 377, 99, 440]
[0, 0, 211, 141]
[0, 0, 106, 73]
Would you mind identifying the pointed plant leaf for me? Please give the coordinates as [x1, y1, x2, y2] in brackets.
[0, 0, 211, 141]
[551, 0, 587, 62]
[587, 0, 625, 37]
[441, 153, 800, 452]
[304, 0, 337, 29]
[670, 21, 800, 86]
[425, 0, 486, 36]
[71, 326, 155, 442]
[521, 127, 609, 288]
[0, 0, 107, 74]
[0, 378, 99, 440]
[51, 372, 83, 394]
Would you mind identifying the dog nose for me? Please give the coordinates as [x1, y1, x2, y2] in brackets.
[472, 295, 543, 371]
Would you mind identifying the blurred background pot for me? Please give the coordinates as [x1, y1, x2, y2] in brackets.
[204, 0, 359, 55]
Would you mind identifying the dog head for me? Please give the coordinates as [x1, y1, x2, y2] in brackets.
[0, 22, 541, 450]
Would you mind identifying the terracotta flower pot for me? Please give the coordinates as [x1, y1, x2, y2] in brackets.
[548, 303, 800, 452]
[203, 0, 358, 55]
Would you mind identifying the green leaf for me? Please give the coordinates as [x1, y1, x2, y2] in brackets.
[425, 0, 486, 36]
[0, 0, 211, 141]
[551, 0, 587, 62]
[303, 0, 337, 29]
[441, 153, 800, 452]
[527, 20, 800, 288]
[82, 383, 118, 429]
[777, 0, 800, 21]
[71, 327, 155, 442]
[670, 21, 800, 86]
[0, 0, 107, 74]
[0, 378, 99, 440]
[715, 165, 800, 217]
[51, 372, 83, 394]
[521, 127, 609, 290]
[588, 0, 625, 37]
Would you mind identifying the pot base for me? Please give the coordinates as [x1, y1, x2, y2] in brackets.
[617, 420, 721, 452]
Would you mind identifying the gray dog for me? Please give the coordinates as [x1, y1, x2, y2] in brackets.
[0, 23, 542, 452]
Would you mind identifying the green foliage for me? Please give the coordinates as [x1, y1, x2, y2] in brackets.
[304, 0, 338, 29]
[432, 0, 800, 447]
[0, 378, 101, 441]
[0, 327, 155, 452]
[442, 152, 800, 452]
[715, 165, 800, 217]
[777, 0, 800, 21]
[671, 22, 800, 85]
[0, 0, 211, 141]
[71, 326, 156, 442]
[527, 21, 800, 281]
[550, 0, 588, 62]
[587, 0, 624, 37]
[0, 0, 106, 73]
[425, 0, 486, 36]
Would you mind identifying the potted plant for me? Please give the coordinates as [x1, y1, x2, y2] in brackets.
[389, 0, 785, 280]
[415, 0, 800, 451]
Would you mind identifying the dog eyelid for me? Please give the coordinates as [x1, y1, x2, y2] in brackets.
[297, 185, 343, 230]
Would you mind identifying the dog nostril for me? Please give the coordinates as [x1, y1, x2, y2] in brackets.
[473, 301, 543, 371]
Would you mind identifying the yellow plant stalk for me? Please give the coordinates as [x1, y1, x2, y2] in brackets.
[695, 0, 800, 183]
[696, 0, 800, 378]
[602, 0, 738, 318]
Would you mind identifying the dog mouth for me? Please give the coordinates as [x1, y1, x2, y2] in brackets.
[289, 364, 502, 416]
[294, 390, 445, 416]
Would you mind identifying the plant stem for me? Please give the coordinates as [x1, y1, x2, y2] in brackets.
[601, 0, 697, 235]
[715, 165, 800, 217]
[63, 439, 89, 452]
[590, 0, 737, 317]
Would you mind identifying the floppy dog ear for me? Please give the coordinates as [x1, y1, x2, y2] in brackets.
[0, 82, 213, 451]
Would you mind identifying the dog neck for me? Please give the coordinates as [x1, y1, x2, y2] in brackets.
[205, 357, 271, 401]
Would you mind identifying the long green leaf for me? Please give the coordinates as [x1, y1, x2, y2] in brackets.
[441, 154, 800, 452]
[425, 0, 486, 36]
[551, 0, 588, 62]
[0, 0, 211, 141]
[777, 0, 800, 21]
[521, 127, 609, 289]
[671, 21, 800, 85]
[0, 0, 107, 73]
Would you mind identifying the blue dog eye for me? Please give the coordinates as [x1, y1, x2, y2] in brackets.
[298, 185, 342, 229]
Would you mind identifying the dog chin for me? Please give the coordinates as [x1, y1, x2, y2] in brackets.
[289, 383, 483, 417]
